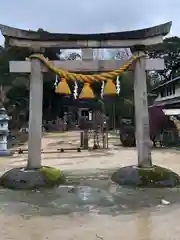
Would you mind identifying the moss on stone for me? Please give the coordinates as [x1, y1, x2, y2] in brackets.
[0, 166, 66, 190]
[138, 165, 180, 187]
[111, 165, 180, 187]
[39, 166, 66, 186]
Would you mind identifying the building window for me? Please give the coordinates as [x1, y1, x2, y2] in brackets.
[172, 83, 175, 94]
[167, 83, 175, 96]
[160, 88, 165, 97]
[160, 83, 175, 98]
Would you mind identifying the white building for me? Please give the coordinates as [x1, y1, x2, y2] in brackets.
[152, 76, 180, 116]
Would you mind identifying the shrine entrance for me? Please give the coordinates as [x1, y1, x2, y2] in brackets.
[1, 21, 179, 189]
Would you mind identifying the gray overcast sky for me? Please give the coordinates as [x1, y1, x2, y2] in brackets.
[0, 0, 179, 44]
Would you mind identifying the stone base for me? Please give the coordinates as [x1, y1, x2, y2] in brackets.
[0, 149, 12, 156]
[0, 166, 66, 190]
[111, 165, 180, 187]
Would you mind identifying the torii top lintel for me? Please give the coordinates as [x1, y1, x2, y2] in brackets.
[0, 22, 172, 49]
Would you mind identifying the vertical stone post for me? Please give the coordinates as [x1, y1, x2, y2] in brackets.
[80, 131, 84, 148]
[83, 130, 89, 150]
[81, 48, 94, 60]
[133, 51, 152, 167]
[81, 48, 94, 150]
[27, 56, 43, 169]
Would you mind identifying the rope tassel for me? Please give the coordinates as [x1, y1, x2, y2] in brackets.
[55, 78, 71, 95]
[104, 80, 116, 95]
[79, 83, 95, 99]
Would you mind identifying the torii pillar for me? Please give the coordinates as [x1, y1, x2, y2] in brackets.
[28, 51, 43, 169]
[133, 50, 152, 167]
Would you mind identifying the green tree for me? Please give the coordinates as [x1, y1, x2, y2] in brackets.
[148, 36, 180, 84]
[65, 52, 81, 60]
[0, 28, 63, 127]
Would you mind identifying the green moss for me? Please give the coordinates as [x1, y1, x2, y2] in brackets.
[40, 166, 66, 186]
[138, 165, 180, 187]
[111, 165, 180, 187]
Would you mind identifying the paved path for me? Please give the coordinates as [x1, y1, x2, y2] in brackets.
[0, 131, 180, 175]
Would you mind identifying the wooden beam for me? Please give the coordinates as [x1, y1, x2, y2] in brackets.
[9, 59, 164, 73]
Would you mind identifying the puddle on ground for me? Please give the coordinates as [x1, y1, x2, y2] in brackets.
[0, 171, 180, 217]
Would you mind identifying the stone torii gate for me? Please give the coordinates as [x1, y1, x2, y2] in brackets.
[0, 21, 180, 189]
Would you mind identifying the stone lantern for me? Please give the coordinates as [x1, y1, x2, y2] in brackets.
[0, 107, 10, 156]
